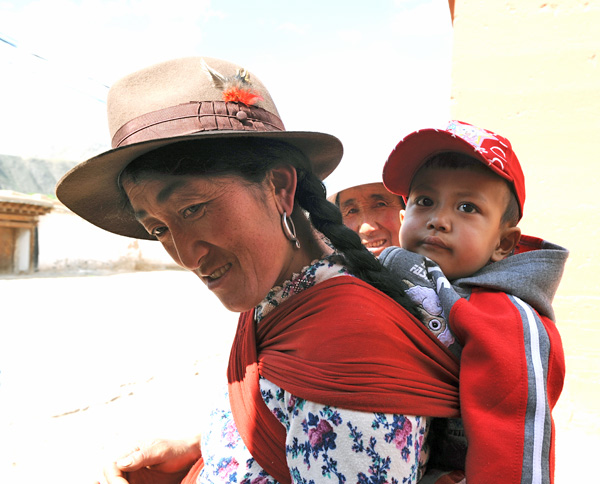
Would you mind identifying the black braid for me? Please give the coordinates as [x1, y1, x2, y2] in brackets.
[294, 168, 418, 314]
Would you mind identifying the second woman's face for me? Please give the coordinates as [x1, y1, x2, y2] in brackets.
[123, 173, 293, 312]
[338, 183, 403, 257]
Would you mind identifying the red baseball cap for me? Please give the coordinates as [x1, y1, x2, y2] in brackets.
[382, 120, 526, 219]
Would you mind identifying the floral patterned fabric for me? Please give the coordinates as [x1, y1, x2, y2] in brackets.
[199, 255, 430, 484]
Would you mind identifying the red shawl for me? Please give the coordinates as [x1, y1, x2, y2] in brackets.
[226, 276, 460, 483]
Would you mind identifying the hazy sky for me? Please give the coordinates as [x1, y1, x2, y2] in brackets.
[0, 0, 453, 194]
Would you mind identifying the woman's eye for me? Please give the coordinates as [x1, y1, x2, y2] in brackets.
[458, 203, 477, 213]
[151, 226, 168, 238]
[182, 204, 204, 218]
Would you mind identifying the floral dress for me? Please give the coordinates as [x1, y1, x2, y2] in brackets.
[199, 255, 430, 484]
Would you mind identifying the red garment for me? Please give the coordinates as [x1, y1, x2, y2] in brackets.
[515, 235, 545, 254]
[227, 275, 460, 484]
[450, 290, 565, 484]
[379, 236, 568, 484]
[181, 457, 204, 484]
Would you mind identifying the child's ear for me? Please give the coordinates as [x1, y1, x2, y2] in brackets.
[491, 226, 522, 262]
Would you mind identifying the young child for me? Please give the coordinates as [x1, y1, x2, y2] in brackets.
[379, 120, 568, 484]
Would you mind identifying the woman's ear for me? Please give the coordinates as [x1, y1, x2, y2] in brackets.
[268, 164, 297, 215]
[491, 226, 522, 262]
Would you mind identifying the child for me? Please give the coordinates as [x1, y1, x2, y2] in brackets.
[379, 120, 568, 484]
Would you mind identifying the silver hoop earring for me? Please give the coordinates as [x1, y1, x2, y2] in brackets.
[281, 211, 301, 249]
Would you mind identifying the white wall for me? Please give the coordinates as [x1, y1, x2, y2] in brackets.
[37, 205, 177, 273]
[14, 228, 31, 273]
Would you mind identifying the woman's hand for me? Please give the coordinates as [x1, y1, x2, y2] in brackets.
[98, 436, 202, 484]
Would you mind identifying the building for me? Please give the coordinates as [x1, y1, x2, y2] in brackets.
[0, 190, 53, 274]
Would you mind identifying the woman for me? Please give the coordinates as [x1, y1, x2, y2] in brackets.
[330, 179, 405, 257]
[56, 57, 460, 484]
[326, 157, 405, 257]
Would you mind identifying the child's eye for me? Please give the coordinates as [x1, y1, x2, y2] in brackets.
[415, 196, 433, 207]
[458, 203, 477, 213]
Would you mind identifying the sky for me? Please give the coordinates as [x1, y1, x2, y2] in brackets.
[0, 0, 453, 195]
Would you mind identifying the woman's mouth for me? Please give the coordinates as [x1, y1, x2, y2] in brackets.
[364, 239, 387, 249]
[207, 263, 232, 280]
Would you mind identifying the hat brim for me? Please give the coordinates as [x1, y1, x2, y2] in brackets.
[56, 130, 343, 240]
[382, 129, 495, 197]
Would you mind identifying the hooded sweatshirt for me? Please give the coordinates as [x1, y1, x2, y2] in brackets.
[379, 235, 568, 484]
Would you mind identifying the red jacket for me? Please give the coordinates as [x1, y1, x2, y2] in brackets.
[380, 235, 568, 484]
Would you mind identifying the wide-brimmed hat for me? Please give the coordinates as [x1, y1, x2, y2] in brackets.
[382, 120, 525, 219]
[56, 56, 344, 239]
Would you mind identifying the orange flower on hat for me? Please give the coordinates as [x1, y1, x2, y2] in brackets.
[202, 60, 264, 106]
[222, 85, 263, 106]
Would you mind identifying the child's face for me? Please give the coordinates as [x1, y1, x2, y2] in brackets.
[400, 165, 515, 280]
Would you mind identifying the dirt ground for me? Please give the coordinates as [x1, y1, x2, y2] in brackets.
[0, 270, 239, 484]
[0, 265, 597, 484]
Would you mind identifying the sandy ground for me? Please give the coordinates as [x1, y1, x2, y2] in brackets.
[0, 268, 598, 484]
[0, 270, 238, 484]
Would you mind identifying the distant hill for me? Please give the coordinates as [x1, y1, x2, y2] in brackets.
[0, 155, 78, 196]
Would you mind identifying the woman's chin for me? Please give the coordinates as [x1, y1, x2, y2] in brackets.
[216, 296, 256, 313]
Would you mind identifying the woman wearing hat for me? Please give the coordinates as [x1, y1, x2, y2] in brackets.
[327, 167, 405, 258]
[57, 57, 460, 484]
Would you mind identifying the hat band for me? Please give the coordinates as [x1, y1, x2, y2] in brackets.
[112, 101, 286, 149]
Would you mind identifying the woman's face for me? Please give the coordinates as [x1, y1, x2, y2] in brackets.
[338, 183, 403, 257]
[123, 173, 294, 312]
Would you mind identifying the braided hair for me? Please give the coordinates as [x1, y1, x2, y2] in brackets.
[120, 137, 414, 310]
[293, 167, 414, 306]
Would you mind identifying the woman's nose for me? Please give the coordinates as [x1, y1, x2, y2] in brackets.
[358, 221, 377, 236]
[171, 230, 209, 271]
[358, 215, 379, 235]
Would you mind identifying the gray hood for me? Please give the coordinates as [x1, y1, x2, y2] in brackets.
[451, 239, 568, 321]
